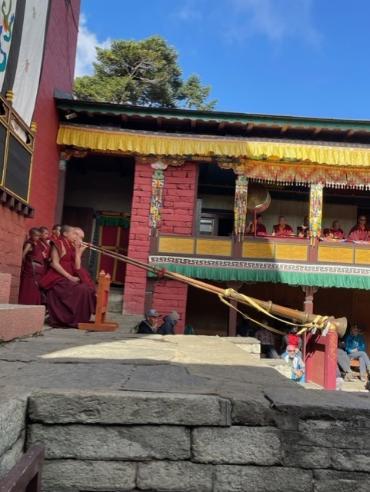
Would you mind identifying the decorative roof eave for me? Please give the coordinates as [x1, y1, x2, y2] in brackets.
[57, 124, 370, 188]
[56, 97, 370, 133]
[149, 256, 370, 291]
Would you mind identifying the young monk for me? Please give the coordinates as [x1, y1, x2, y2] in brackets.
[39, 226, 51, 262]
[39, 225, 96, 327]
[18, 228, 45, 305]
[50, 224, 61, 242]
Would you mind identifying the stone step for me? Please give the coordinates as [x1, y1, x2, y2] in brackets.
[0, 304, 45, 342]
[105, 312, 142, 333]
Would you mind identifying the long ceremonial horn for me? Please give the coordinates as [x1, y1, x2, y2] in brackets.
[84, 242, 347, 336]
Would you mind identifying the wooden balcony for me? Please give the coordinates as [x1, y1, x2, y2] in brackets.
[149, 234, 370, 290]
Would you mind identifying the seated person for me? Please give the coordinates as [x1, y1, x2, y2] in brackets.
[137, 308, 160, 334]
[73, 227, 96, 290]
[282, 345, 305, 382]
[337, 347, 355, 382]
[39, 225, 96, 328]
[157, 311, 180, 335]
[297, 216, 309, 238]
[323, 220, 345, 240]
[345, 324, 370, 381]
[254, 320, 279, 358]
[272, 216, 294, 237]
[247, 214, 267, 236]
[348, 216, 369, 241]
[236, 318, 256, 337]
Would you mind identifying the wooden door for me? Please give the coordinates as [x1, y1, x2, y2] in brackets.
[97, 224, 129, 284]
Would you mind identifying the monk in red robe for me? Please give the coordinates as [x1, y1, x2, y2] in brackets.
[272, 216, 294, 237]
[348, 216, 369, 241]
[323, 220, 345, 240]
[39, 226, 51, 262]
[247, 214, 267, 236]
[18, 228, 46, 305]
[39, 225, 96, 327]
[50, 224, 61, 242]
[73, 227, 96, 290]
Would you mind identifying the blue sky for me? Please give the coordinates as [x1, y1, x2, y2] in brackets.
[76, 0, 370, 119]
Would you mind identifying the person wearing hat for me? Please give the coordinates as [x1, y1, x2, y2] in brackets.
[157, 311, 180, 335]
[282, 345, 305, 383]
[137, 308, 160, 334]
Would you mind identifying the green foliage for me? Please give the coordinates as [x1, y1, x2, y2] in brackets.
[74, 36, 216, 110]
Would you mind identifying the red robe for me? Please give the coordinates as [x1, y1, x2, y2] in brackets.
[273, 224, 294, 237]
[348, 226, 369, 241]
[39, 238, 96, 328]
[18, 240, 46, 305]
[324, 228, 345, 239]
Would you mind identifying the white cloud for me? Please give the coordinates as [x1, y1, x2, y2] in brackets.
[172, 1, 203, 22]
[75, 13, 111, 78]
[225, 0, 321, 47]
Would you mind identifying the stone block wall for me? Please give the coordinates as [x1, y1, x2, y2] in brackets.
[4, 388, 366, 491]
[0, 393, 28, 477]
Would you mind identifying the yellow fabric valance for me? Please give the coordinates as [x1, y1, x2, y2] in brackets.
[57, 124, 370, 169]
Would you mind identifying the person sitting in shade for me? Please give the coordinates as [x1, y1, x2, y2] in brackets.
[323, 220, 345, 240]
[345, 324, 370, 382]
[157, 311, 180, 335]
[348, 216, 369, 241]
[297, 216, 309, 238]
[247, 214, 267, 236]
[272, 216, 294, 237]
[137, 308, 161, 334]
[282, 345, 305, 383]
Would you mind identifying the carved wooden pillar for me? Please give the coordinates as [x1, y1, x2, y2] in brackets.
[302, 286, 318, 314]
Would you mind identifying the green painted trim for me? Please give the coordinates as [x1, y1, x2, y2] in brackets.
[149, 263, 370, 291]
[56, 98, 370, 132]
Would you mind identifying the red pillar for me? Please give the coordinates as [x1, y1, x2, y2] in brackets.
[302, 285, 337, 390]
[151, 162, 198, 332]
[122, 160, 152, 315]
[325, 330, 338, 390]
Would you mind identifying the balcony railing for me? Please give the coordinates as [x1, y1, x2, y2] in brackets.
[153, 234, 370, 267]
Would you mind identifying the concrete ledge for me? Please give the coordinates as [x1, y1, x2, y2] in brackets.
[0, 304, 45, 342]
[227, 336, 261, 357]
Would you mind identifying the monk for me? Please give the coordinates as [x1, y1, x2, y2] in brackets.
[39, 225, 96, 327]
[50, 224, 61, 242]
[323, 220, 345, 240]
[73, 227, 96, 290]
[272, 216, 294, 237]
[39, 226, 51, 262]
[18, 228, 46, 305]
[348, 216, 369, 241]
[247, 214, 267, 236]
[297, 216, 309, 238]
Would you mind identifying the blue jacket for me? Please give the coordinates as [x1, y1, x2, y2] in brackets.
[345, 334, 366, 353]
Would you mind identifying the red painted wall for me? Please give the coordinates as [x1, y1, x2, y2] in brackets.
[0, 1, 80, 303]
[28, 0, 80, 229]
[123, 160, 152, 314]
[0, 207, 26, 302]
[151, 163, 198, 332]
